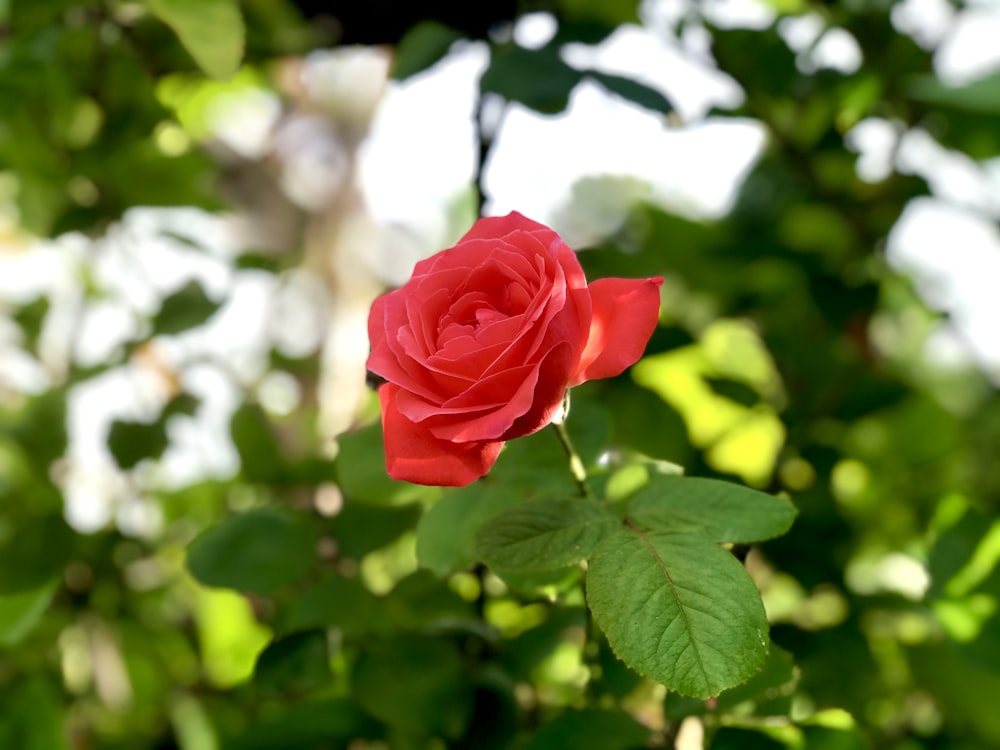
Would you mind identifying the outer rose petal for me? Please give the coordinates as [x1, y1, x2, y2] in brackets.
[458, 211, 551, 243]
[378, 383, 503, 487]
[572, 276, 663, 385]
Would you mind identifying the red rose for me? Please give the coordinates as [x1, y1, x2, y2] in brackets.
[367, 212, 663, 487]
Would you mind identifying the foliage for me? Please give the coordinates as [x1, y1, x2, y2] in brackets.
[2, 0, 1000, 749]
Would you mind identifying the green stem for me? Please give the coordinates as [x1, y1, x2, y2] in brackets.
[552, 421, 593, 499]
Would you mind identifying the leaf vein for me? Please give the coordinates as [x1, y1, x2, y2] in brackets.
[625, 523, 711, 691]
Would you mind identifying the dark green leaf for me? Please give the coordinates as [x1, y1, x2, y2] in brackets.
[107, 418, 170, 469]
[152, 280, 222, 335]
[557, 0, 641, 27]
[11, 295, 49, 353]
[230, 403, 283, 482]
[391, 21, 464, 80]
[0, 678, 65, 750]
[501, 606, 587, 681]
[475, 496, 618, 573]
[584, 71, 674, 114]
[801, 725, 867, 750]
[0, 513, 75, 594]
[254, 630, 330, 696]
[186, 507, 318, 594]
[7, 390, 67, 470]
[385, 570, 475, 631]
[587, 527, 769, 698]
[353, 635, 471, 737]
[705, 376, 760, 407]
[108, 393, 199, 469]
[710, 727, 786, 750]
[715, 644, 796, 714]
[327, 501, 420, 559]
[276, 575, 382, 637]
[524, 708, 650, 750]
[221, 698, 379, 750]
[627, 476, 797, 543]
[481, 44, 581, 114]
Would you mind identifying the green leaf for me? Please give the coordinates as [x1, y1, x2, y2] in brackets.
[336, 422, 439, 505]
[0, 677, 66, 750]
[905, 72, 1000, 116]
[627, 476, 797, 543]
[108, 392, 198, 469]
[11, 295, 49, 354]
[144, 0, 245, 80]
[186, 507, 318, 594]
[715, 644, 796, 715]
[481, 44, 581, 114]
[704, 375, 760, 407]
[0, 580, 58, 646]
[384, 570, 475, 631]
[221, 697, 379, 750]
[276, 575, 382, 637]
[710, 727, 786, 750]
[254, 630, 331, 696]
[327, 501, 421, 559]
[501, 606, 587, 680]
[152, 280, 222, 335]
[107, 418, 170, 469]
[584, 71, 674, 115]
[586, 527, 769, 698]
[416, 485, 522, 576]
[352, 635, 471, 737]
[475, 497, 618, 573]
[524, 708, 650, 750]
[557, 0, 641, 27]
[0, 512, 75, 594]
[391, 21, 464, 80]
[230, 403, 283, 482]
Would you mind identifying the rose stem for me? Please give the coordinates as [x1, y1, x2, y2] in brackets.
[552, 421, 593, 499]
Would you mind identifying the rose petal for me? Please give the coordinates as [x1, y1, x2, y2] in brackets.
[503, 340, 575, 439]
[399, 361, 540, 440]
[458, 211, 552, 243]
[378, 384, 502, 487]
[572, 276, 663, 385]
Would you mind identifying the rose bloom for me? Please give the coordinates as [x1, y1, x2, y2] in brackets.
[367, 212, 662, 486]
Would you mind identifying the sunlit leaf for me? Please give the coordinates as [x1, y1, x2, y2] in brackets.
[475, 496, 618, 573]
[0, 580, 58, 646]
[144, 0, 245, 79]
[587, 527, 769, 698]
[627, 476, 797, 543]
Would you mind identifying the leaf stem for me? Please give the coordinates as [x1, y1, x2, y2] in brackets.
[551, 421, 593, 499]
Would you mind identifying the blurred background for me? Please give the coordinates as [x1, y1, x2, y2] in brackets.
[2, 0, 1000, 748]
